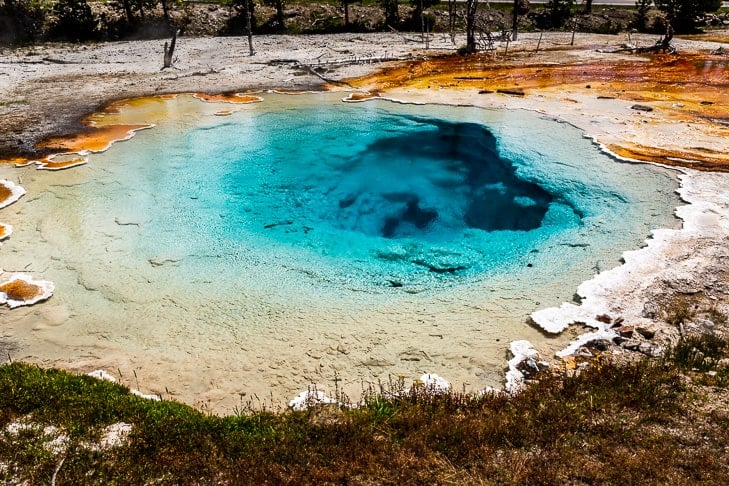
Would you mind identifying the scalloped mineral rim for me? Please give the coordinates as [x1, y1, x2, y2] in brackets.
[0, 223, 12, 241]
[0, 273, 55, 308]
[0, 179, 26, 209]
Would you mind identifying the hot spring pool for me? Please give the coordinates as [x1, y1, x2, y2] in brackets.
[0, 92, 681, 408]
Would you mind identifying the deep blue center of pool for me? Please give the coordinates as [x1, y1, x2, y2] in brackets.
[331, 119, 552, 237]
[228, 116, 553, 242]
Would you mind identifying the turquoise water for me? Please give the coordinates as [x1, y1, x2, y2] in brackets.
[115, 94, 677, 292]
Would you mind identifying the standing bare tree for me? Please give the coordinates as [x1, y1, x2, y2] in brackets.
[116, 0, 135, 25]
[447, 0, 457, 44]
[245, 0, 254, 55]
[466, 0, 478, 53]
[162, 29, 179, 69]
[342, 0, 358, 28]
[512, 0, 529, 41]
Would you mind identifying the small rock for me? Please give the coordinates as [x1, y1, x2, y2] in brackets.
[588, 339, 612, 351]
[622, 339, 641, 351]
[697, 318, 715, 329]
[638, 343, 664, 357]
[617, 325, 635, 338]
[596, 314, 612, 324]
[496, 88, 525, 96]
[631, 104, 653, 112]
[643, 302, 659, 319]
[636, 326, 656, 339]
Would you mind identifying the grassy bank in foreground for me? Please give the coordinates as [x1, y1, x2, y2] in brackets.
[1, 334, 728, 484]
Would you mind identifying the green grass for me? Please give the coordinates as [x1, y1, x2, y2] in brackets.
[2, 332, 728, 484]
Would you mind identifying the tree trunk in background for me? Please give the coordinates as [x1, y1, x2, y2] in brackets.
[136, 0, 145, 21]
[245, 0, 254, 55]
[512, 0, 519, 40]
[161, 0, 170, 25]
[584, 0, 593, 14]
[466, 0, 477, 53]
[121, 0, 134, 24]
[275, 0, 285, 33]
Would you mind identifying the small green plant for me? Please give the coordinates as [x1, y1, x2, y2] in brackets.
[671, 333, 728, 371]
[661, 294, 697, 328]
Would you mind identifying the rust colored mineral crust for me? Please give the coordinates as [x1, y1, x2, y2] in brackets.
[608, 143, 729, 172]
[347, 53, 729, 171]
[0, 122, 151, 169]
[0, 279, 42, 302]
[343, 92, 381, 102]
[0, 184, 10, 204]
[37, 124, 152, 154]
[193, 93, 263, 104]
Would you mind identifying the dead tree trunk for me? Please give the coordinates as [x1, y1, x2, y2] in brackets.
[343, 0, 350, 26]
[447, 0, 457, 44]
[161, 0, 170, 25]
[245, 0, 254, 56]
[466, 0, 478, 54]
[121, 0, 135, 25]
[274, 0, 285, 33]
[635, 23, 676, 54]
[162, 29, 179, 70]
